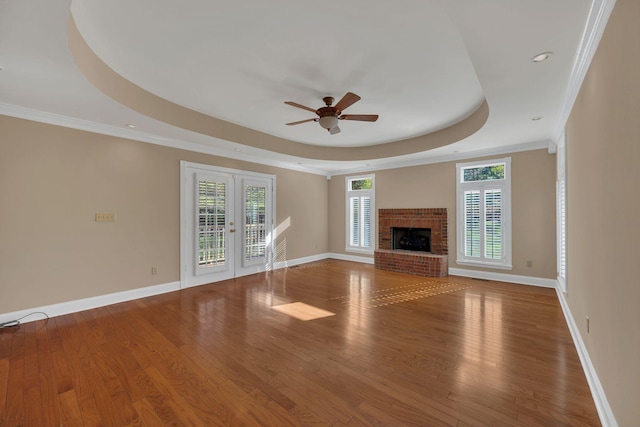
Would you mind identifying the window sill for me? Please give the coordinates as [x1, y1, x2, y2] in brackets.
[456, 259, 513, 271]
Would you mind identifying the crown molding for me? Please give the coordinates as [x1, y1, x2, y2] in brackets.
[327, 140, 551, 177]
[553, 0, 617, 142]
[1, 102, 553, 178]
[0, 102, 328, 176]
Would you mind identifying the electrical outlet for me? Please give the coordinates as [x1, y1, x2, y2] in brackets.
[526, 260, 533, 268]
[151, 266, 158, 275]
[95, 211, 116, 222]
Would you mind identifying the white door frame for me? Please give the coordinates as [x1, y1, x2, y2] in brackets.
[180, 161, 276, 288]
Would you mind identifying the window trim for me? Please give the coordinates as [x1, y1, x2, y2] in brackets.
[345, 174, 375, 254]
[456, 158, 512, 270]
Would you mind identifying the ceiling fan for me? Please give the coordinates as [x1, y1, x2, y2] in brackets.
[284, 92, 378, 135]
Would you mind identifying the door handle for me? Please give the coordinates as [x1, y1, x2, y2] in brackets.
[230, 229, 236, 233]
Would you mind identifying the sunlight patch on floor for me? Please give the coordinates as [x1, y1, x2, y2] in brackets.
[271, 302, 336, 321]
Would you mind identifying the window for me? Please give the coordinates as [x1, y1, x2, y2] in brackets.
[346, 175, 375, 253]
[557, 134, 567, 292]
[456, 158, 512, 269]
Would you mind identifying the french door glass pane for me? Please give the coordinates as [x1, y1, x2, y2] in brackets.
[198, 180, 226, 267]
[244, 185, 266, 260]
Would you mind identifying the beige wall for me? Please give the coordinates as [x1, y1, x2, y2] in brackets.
[329, 149, 557, 278]
[0, 112, 558, 318]
[564, 0, 640, 424]
[0, 116, 328, 314]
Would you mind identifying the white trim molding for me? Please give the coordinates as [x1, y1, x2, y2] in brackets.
[449, 267, 557, 288]
[555, 288, 619, 427]
[328, 252, 375, 265]
[273, 253, 331, 269]
[553, 0, 617, 142]
[272, 252, 375, 269]
[330, 140, 550, 177]
[456, 157, 513, 270]
[0, 103, 328, 176]
[0, 281, 180, 327]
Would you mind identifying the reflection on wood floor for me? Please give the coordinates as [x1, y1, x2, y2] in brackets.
[0, 260, 601, 426]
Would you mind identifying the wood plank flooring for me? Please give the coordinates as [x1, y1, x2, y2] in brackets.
[0, 260, 601, 426]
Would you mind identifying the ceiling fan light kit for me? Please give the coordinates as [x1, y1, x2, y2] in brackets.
[285, 92, 379, 135]
[319, 115, 338, 130]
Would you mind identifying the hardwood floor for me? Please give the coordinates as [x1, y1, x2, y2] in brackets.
[0, 260, 601, 426]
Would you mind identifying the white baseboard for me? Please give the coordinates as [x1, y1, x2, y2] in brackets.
[273, 253, 331, 269]
[449, 267, 557, 288]
[273, 252, 374, 270]
[0, 281, 180, 326]
[327, 252, 375, 264]
[555, 289, 618, 427]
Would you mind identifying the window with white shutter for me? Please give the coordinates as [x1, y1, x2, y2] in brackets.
[557, 134, 567, 292]
[456, 158, 512, 269]
[346, 175, 375, 253]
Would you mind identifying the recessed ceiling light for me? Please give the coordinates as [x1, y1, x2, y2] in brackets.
[532, 116, 543, 121]
[532, 52, 552, 63]
[234, 148, 242, 152]
[126, 124, 136, 129]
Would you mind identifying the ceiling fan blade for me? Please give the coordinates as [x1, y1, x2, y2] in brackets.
[329, 125, 341, 135]
[284, 101, 317, 113]
[339, 114, 379, 122]
[286, 118, 317, 126]
[334, 92, 361, 112]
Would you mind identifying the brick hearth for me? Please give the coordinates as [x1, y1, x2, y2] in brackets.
[375, 208, 448, 277]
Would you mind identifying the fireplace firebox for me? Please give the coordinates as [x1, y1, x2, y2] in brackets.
[392, 227, 431, 252]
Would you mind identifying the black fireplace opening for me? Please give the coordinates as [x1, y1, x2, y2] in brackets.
[392, 227, 431, 252]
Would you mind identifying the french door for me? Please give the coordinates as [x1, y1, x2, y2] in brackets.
[180, 162, 275, 288]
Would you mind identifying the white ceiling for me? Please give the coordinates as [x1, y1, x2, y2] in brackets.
[0, 0, 604, 175]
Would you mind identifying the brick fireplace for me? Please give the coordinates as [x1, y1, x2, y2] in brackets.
[374, 208, 448, 277]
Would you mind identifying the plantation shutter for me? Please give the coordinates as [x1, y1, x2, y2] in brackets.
[484, 189, 503, 260]
[557, 179, 567, 288]
[350, 196, 360, 246]
[362, 196, 371, 248]
[464, 190, 481, 257]
[556, 136, 567, 291]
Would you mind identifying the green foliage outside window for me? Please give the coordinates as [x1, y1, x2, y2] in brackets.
[463, 164, 505, 182]
[350, 178, 372, 190]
